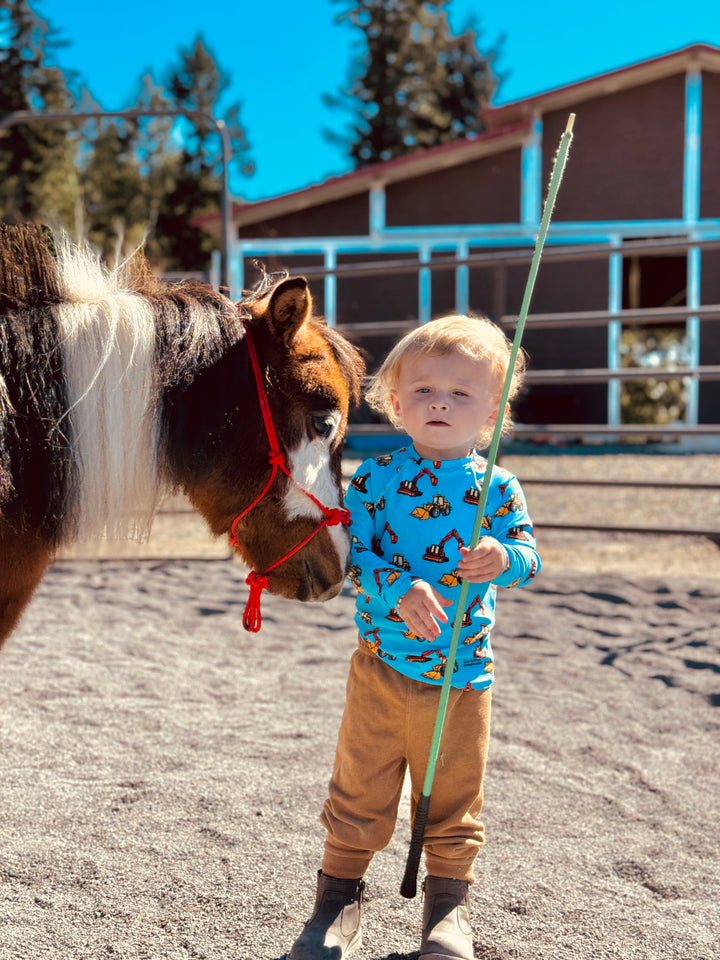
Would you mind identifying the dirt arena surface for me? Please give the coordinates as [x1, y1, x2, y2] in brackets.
[1, 451, 718, 959]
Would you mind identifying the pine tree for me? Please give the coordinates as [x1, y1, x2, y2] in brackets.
[80, 118, 151, 263]
[0, 8, 252, 273]
[154, 36, 252, 272]
[77, 77, 178, 265]
[327, 0, 498, 166]
[0, 0, 80, 228]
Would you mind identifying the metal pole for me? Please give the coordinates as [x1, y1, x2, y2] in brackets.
[0, 108, 233, 290]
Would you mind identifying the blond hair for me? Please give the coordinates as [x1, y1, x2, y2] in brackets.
[365, 314, 525, 450]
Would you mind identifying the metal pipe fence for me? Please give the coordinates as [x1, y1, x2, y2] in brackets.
[292, 236, 720, 444]
[315, 238, 720, 544]
[58, 238, 720, 558]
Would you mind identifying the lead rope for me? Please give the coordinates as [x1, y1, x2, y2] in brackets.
[230, 316, 350, 632]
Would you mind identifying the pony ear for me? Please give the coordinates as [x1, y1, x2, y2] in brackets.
[263, 276, 312, 345]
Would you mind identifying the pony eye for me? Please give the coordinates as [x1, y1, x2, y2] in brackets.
[310, 412, 339, 441]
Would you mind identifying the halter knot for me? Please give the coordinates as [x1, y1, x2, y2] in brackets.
[324, 507, 351, 527]
[268, 449, 286, 469]
[243, 570, 270, 633]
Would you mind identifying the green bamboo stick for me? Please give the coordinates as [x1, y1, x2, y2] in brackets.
[400, 113, 576, 900]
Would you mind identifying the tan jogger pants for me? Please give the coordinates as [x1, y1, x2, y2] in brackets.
[320, 646, 492, 883]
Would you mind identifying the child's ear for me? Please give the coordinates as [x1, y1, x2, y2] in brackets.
[487, 401, 510, 425]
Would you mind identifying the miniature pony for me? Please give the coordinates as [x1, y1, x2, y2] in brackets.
[0, 223, 365, 644]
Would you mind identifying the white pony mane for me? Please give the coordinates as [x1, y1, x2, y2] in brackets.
[53, 238, 162, 542]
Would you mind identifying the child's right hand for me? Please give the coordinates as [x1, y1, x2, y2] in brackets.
[397, 581, 453, 640]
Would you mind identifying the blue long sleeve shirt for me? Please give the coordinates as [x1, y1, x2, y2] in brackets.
[344, 444, 540, 690]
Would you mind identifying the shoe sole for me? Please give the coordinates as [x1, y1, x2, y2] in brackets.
[419, 954, 472, 959]
[288, 931, 362, 960]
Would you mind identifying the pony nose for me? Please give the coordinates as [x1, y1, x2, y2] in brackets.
[296, 559, 342, 602]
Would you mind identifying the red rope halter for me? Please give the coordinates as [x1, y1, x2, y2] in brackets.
[230, 317, 350, 632]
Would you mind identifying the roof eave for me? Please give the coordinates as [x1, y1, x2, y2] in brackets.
[197, 120, 532, 233]
[482, 43, 720, 129]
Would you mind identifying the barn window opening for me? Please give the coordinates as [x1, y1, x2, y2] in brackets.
[620, 253, 690, 425]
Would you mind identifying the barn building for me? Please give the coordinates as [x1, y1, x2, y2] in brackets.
[198, 44, 720, 447]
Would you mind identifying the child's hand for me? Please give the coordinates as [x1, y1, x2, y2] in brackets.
[397, 581, 453, 640]
[457, 539, 508, 583]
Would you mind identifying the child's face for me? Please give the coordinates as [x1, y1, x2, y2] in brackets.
[389, 350, 501, 460]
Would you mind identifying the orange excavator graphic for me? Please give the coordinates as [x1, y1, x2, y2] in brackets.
[464, 479, 510, 506]
[372, 521, 398, 556]
[397, 468, 438, 497]
[423, 528, 464, 563]
[463, 487, 480, 506]
[507, 525, 533, 541]
[506, 557, 538, 588]
[351, 472, 370, 494]
[406, 648, 442, 664]
[374, 567, 402, 595]
[361, 628, 396, 660]
[461, 595, 486, 626]
[408, 649, 445, 679]
[347, 564, 371, 604]
[404, 648, 457, 680]
[350, 533, 368, 553]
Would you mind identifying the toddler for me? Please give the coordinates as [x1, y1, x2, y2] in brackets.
[289, 314, 540, 960]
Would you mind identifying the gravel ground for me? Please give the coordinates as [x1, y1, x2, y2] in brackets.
[1, 447, 715, 960]
[1, 560, 718, 960]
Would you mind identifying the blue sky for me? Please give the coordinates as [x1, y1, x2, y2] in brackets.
[37, 0, 720, 201]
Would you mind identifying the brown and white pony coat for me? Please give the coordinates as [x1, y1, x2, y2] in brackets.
[0, 223, 365, 645]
